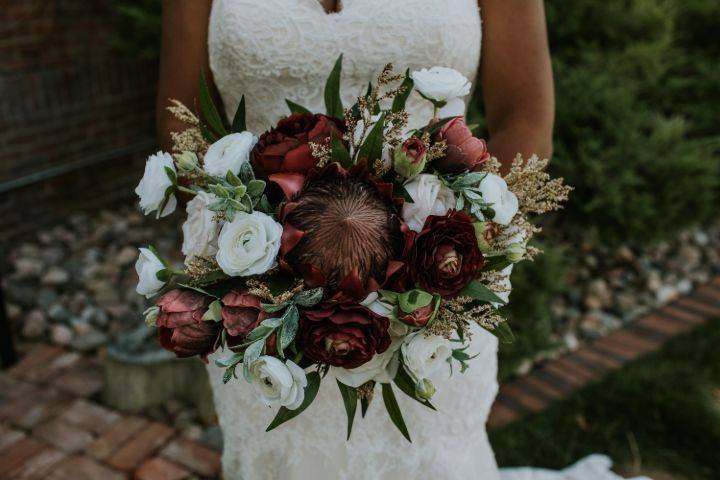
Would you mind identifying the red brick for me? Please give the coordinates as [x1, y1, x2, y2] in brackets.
[573, 347, 624, 370]
[33, 419, 94, 454]
[660, 304, 706, 325]
[496, 384, 548, 413]
[552, 358, 601, 383]
[6, 444, 66, 479]
[23, 351, 82, 383]
[135, 457, 192, 480]
[51, 364, 103, 398]
[107, 422, 175, 472]
[0, 373, 42, 401]
[592, 337, 642, 362]
[7, 345, 64, 380]
[696, 283, 720, 299]
[0, 423, 25, 451]
[543, 362, 589, 389]
[487, 402, 520, 429]
[57, 399, 120, 435]
[0, 437, 46, 477]
[46, 455, 127, 480]
[160, 438, 221, 477]
[635, 314, 692, 336]
[86, 416, 148, 462]
[1, 389, 73, 430]
[604, 330, 660, 354]
[677, 296, 720, 317]
[520, 373, 568, 400]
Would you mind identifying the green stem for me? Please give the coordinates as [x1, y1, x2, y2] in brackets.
[177, 185, 197, 195]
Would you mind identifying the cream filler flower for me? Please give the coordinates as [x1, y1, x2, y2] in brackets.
[248, 356, 307, 410]
[216, 211, 283, 277]
[402, 174, 456, 232]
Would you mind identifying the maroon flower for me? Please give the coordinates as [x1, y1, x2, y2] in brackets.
[434, 116, 490, 173]
[397, 303, 435, 328]
[221, 290, 266, 338]
[156, 289, 219, 359]
[251, 113, 345, 179]
[298, 302, 391, 369]
[407, 210, 485, 297]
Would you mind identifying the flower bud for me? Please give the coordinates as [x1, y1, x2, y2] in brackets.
[473, 221, 498, 252]
[415, 378, 436, 400]
[393, 137, 427, 178]
[175, 151, 199, 171]
[143, 306, 159, 327]
[506, 243, 526, 263]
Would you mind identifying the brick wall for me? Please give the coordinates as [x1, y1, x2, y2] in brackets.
[0, 0, 158, 245]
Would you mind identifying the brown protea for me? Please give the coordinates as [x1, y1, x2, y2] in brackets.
[282, 172, 402, 297]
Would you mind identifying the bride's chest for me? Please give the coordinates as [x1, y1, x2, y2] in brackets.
[209, 0, 482, 80]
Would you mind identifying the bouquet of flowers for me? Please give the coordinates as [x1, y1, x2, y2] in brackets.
[134, 56, 570, 441]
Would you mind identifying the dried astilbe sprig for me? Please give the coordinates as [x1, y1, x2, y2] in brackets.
[357, 381, 376, 402]
[184, 256, 223, 286]
[494, 216, 541, 257]
[245, 278, 305, 305]
[504, 154, 572, 215]
[166, 99, 208, 154]
[167, 99, 200, 126]
[309, 141, 332, 168]
[424, 135, 447, 163]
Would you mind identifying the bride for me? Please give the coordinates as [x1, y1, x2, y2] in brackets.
[156, 1, 648, 479]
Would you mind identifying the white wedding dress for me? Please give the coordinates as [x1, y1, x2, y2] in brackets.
[205, 1, 650, 479]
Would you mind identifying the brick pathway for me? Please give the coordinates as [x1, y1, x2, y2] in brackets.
[1, 277, 718, 477]
[488, 275, 720, 429]
[0, 346, 221, 480]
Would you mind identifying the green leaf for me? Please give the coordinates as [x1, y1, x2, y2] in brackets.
[238, 161, 255, 184]
[279, 305, 300, 353]
[357, 113, 386, 162]
[292, 288, 324, 307]
[202, 299, 223, 322]
[391, 70, 414, 113]
[199, 69, 228, 137]
[361, 396, 371, 418]
[381, 383, 411, 442]
[331, 134, 352, 168]
[242, 340, 265, 381]
[214, 353, 243, 368]
[266, 371, 321, 431]
[247, 325, 276, 343]
[416, 116, 454, 138]
[393, 364, 436, 410]
[231, 95, 246, 132]
[491, 321, 515, 344]
[261, 302, 289, 313]
[336, 381, 358, 440]
[164, 166, 177, 184]
[200, 123, 217, 143]
[484, 255, 512, 272]
[397, 184, 414, 203]
[246, 179, 266, 198]
[261, 317, 283, 329]
[155, 269, 171, 282]
[397, 289, 434, 313]
[460, 280, 506, 305]
[286, 99, 312, 114]
[324, 54, 344, 118]
[223, 364, 237, 384]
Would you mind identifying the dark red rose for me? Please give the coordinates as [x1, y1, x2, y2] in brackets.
[397, 303, 435, 327]
[298, 303, 391, 369]
[407, 210, 485, 297]
[156, 289, 219, 359]
[434, 116, 490, 173]
[221, 290, 265, 338]
[251, 113, 345, 179]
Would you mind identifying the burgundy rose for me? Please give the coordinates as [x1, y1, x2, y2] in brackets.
[407, 210, 485, 297]
[298, 302, 391, 369]
[251, 113, 345, 179]
[156, 289, 219, 359]
[397, 303, 435, 328]
[221, 290, 265, 338]
[434, 116, 490, 173]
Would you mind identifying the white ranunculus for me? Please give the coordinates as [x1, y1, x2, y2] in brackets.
[478, 174, 519, 225]
[135, 151, 177, 217]
[248, 357, 307, 410]
[216, 211, 282, 277]
[135, 248, 167, 298]
[181, 191, 221, 260]
[333, 340, 401, 388]
[401, 332, 453, 379]
[203, 132, 258, 177]
[402, 174, 456, 232]
[411, 67, 471, 102]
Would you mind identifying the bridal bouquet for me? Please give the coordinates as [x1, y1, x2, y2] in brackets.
[134, 56, 570, 441]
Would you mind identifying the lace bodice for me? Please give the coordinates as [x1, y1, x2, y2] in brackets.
[208, 0, 482, 133]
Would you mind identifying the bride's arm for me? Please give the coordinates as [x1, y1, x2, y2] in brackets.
[156, 0, 214, 151]
[478, 0, 554, 171]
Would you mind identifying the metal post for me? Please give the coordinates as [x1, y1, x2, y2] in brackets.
[0, 269, 17, 368]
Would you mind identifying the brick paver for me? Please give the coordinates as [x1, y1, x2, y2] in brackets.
[488, 275, 720, 429]
[161, 437, 222, 477]
[136, 457, 192, 480]
[107, 422, 175, 472]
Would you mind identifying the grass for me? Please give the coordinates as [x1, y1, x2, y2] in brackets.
[490, 318, 720, 479]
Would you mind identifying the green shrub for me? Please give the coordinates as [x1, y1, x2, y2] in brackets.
[109, 0, 162, 59]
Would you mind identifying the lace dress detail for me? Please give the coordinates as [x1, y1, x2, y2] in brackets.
[207, 2, 648, 479]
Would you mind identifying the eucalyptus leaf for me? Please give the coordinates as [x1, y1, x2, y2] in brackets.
[215, 353, 243, 368]
[247, 325, 275, 343]
[225, 170, 243, 186]
[262, 302, 289, 313]
[324, 54, 344, 118]
[246, 179, 266, 198]
[202, 299, 223, 322]
[266, 371, 321, 431]
[261, 317, 283, 329]
[292, 288, 324, 307]
[279, 306, 300, 354]
[242, 340, 265, 381]
[239, 161, 255, 184]
[336, 381, 358, 440]
[381, 383, 411, 442]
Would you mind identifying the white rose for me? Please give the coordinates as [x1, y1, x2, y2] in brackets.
[248, 357, 307, 410]
[203, 132, 258, 177]
[181, 191, 221, 260]
[333, 341, 400, 388]
[402, 174, 456, 232]
[135, 248, 167, 298]
[135, 151, 177, 217]
[411, 67, 471, 102]
[478, 174, 519, 225]
[216, 211, 282, 276]
[401, 332, 453, 379]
